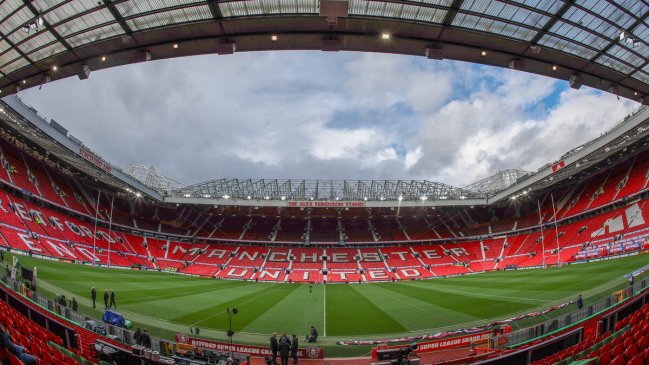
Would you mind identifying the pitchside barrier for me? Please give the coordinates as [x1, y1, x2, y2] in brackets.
[489, 277, 648, 350]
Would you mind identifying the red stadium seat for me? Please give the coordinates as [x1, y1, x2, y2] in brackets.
[625, 344, 639, 360]
[629, 354, 645, 365]
[611, 354, 626, 365]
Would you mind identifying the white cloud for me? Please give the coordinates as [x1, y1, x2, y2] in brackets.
[19, 52, 639, 188]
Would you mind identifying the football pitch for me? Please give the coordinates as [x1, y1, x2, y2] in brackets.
[6, 252, 649, 356]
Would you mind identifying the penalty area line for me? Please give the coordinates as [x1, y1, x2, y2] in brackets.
[323, 284, 327, 337]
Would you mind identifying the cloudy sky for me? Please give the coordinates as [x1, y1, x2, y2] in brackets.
[20, 52, 639, 187]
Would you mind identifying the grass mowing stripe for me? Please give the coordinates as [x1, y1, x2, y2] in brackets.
[325, 285, 407, 336]
[171, 283, 279, 324]
[399, 282, 553, 304]
[187, 284, 301, 330]
[242, 284, 323, 336]
[350, 284, 476, 331]
[377, 282, 537, 321]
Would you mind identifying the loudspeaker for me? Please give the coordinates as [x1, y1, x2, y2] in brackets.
[77, 64, 91, 80]
[508, 58, 525, 70]
[217, 41, 236, 55]
[132, 51, 151, 63]
[425, 46, 443, 60]
[322, 38, 340, 52]
[569, 73, 583, 89]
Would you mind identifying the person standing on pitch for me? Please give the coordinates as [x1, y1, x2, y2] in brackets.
[291, 334, 298, 364]
[270, 332, 279, 365]
[103, 289, 109, 309]
[279, 333, 291, 365]
[91, 287, 97, 308]
[109, 289, 116, 309]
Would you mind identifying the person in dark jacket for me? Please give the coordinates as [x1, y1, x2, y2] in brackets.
[134, 328, 142, 345]
[104, 289, 109, 309]
[140, 329, 151, 348]
[270, 332, 279, 365]
[577, 294, 583, 310]
[278, 333, 291, 365]
[72, 297, 78, 312]
[306, 326, 318, 343]
[109, 289, 116, 309]
[290, 335, 298, 364]
[91, 287, 97, 308]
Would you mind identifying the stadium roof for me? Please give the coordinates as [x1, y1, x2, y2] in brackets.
[0, 0, 648, 102]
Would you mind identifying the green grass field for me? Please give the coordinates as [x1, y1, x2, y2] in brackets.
[6, 252, 649, 356]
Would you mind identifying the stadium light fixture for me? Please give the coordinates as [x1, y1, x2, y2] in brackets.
[552, 65, 557, 71]
[363, 197, 368, 201]
[619, 31, 627, 41]
[203, 194, 211, 198]
[420, 196, 427, 201]
[22, 80, 26, 84]
[397, 195, 403, 201]
[101, 56, 106, 62]
[184, 193, 191, 198]
[264, 196, 270, 200]
[271, 34, 278, 41]
[480, 50, 487, 57]
[459, 195, 466, 200]
[439, 196, 447, 200]
[381, 33, 390, 40]
[52, 65, 57, 71]
[247, 195, 252, 200]
[281, 196, 286, 200]
[380, 196, 385, 201]
[222, 194, 231, 200]
[173, 43, 179, 49]
[135, 192, 142, 197]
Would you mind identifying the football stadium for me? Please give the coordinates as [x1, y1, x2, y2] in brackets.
[0, 1, 649, 365]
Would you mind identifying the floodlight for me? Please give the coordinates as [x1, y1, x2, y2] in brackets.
[247, 195, 252, 200]
[52, 65, 57, 71]
[552, 65, 557, 71]
[101, 56, 106, 62]
[135, 193, 142, 197]
[184, 193, 191, 198]
[420, 196, 427, 201]
[173, 43, 179, 49]
[397, 195, 403, 201]
[22, 80, 26, 84]
[381, 33, 390, 40]
[271, 34, 278, 41]
[380, 196, 385, 201]
[203, 194, 211, 198]
[223, 194, 231, 199]
[281, 196, 286, 200]
[480, 50, 487, 56]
